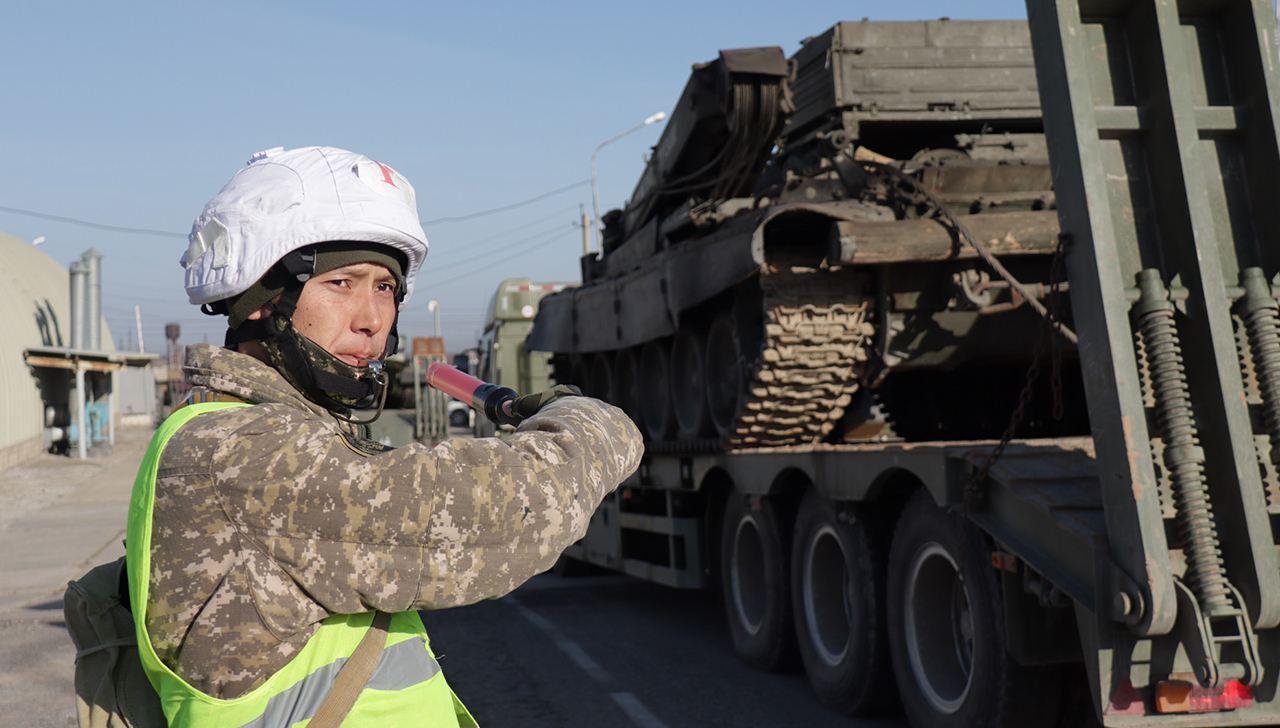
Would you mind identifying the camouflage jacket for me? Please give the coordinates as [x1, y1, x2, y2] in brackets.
[145, 343, 642, 698]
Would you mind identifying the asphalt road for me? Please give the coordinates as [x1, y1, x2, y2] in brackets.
[422, 571, 908, 728]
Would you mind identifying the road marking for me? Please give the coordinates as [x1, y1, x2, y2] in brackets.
[512, 600, 559, 636]
[558, 641, 611, 683]
[510, 598, 611, 682]
[611, 692, 669, 728]
[510, 596, 666, 728]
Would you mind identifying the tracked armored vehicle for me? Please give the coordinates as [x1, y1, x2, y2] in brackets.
[527, 20, 1089, 448]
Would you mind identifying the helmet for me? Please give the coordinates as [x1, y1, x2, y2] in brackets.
[183, 146, 428, 307]
[183, 146, 429, 421]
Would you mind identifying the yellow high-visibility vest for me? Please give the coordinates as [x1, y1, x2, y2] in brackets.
[127, 402, 476, 727]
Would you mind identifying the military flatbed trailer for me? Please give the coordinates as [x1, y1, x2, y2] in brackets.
[566, 439, 1235, 725]
[567, 433, 1280, 724]
[540, 0, 1280, 724]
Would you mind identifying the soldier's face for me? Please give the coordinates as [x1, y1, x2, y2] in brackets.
[290, 262, 399, 366]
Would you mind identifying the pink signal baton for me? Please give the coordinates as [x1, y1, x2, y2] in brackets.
[425, 362, 521, 426]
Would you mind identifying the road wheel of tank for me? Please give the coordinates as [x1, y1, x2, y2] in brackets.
[613, 347, 643, 430]
[705, 313, 745, 439]
[640, 340, 673, 441]
[790, 491, 895, 715]
[671, 326, 710, 439]
[720, 489, 800, 671]
[887, 491, 1061, 728]
[568, 355, 589, 395]
[589, 353, 614, 404]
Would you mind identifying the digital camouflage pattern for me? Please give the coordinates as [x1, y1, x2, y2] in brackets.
[145, 343, 642, 698]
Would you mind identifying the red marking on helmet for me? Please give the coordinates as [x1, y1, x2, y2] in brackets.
[376, 162, 397, 187]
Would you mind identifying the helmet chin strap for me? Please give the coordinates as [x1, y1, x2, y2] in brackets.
[333, 360, 390, 426]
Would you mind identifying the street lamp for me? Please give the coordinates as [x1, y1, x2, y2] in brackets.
[427, 300, 441, 338]
[589, 111, 667, 252]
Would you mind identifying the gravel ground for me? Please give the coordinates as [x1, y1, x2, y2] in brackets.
[0, 452, 104, 532]
[0, 428, 151, 728]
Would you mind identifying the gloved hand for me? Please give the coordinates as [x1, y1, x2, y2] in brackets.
[508, 384, 583, 421]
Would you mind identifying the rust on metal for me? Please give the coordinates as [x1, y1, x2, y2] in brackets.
[830, 210, 1061, 265]
[23, 354, 123, 372]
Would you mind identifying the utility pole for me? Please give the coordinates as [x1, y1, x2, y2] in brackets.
[135, 305, 145, 353]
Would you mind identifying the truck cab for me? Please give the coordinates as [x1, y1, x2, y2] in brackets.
[474, 278, 573, 438]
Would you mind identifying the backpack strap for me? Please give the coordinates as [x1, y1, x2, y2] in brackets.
[308, 611, 394, 728]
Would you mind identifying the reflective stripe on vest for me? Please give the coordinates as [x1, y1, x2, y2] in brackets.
[126, 402, 477, 728]
[235, 632, 441, 728]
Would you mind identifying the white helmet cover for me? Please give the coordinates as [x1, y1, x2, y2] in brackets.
[182, 146, 428, 308]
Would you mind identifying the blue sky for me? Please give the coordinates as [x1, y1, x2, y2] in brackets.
[0, 1, 1029, 353]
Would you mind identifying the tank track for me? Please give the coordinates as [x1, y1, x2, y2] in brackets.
[731, 254, 875, 447]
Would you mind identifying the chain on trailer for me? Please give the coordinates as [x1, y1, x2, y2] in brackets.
[861, 159, 1077, 503]
[844, 157, 1081, 588]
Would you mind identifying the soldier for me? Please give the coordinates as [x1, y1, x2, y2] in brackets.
[124, 146, 643, 727]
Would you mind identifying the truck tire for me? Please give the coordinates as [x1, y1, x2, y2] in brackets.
[887, 491, 1060, 728]
[790, 491, 894, 715]
[720, 490, 799, 671]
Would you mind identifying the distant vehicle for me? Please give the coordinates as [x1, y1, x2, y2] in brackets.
[474, 278, 573, 438]
[447, 399, 471, 429]
[452, 347, 479, 376]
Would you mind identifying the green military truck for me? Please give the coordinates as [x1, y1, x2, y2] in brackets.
[473, 278, 573, 438]
[527, 1, 1280, 725]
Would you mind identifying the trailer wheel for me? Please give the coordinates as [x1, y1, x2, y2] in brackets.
[887, 491, 1059, 728]
[721, 490, 799, 671]
[790, 492, 894, 714]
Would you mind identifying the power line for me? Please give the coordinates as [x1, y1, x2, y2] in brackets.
[420, 180, 589, 225]
[421, 228, 575, 287]
[427, 204, 577, 258]
[0, 204, 186, 238]
[416, 222, 574, 279]
[0, 177, 590, 240]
